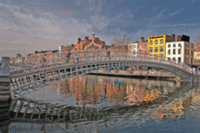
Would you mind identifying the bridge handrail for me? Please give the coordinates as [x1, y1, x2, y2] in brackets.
[10, 50, 193, 74]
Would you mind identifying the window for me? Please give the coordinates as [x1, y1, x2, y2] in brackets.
[185, 49, 187, 55]
[155, 47, 158, 53]
[168, 44, 171, 47]
[178, 57, 181, 62]
[150, 47, 153, 53]
[173, 49, 176, 54]
[155, 40, 158, 45]
[168, 57, 171, 61]
[168, 49, 171, 55]
[173, 57, 176, 61]
[154, 55, 158, 59]
[178, 49, 181, 54]
[133, 50, 136, 55]
[160, 47, 163, 52]
[173, 44, 176, 47]
[160, 39, 164, 44]
[150, 41, 153, 45]
[178, 43, 181, 47]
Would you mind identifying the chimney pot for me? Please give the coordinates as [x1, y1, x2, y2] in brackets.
[84, 37, 89, 41]
[77, 38, 81, 43]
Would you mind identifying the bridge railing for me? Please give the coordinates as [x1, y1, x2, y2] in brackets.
[10, 50, 193, 74]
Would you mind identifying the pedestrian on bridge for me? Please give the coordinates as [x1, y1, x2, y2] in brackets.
[42, 57, 47, 68]
[97, 50, 100, 61]
[74, 54, 78, 63]
[66, 52, 71, 63]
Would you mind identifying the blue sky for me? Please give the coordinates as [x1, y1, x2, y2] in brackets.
[0, 0, 200, 57]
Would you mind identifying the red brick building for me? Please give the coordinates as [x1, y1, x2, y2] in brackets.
[137, 36, 148, 55]
[71, 37, 106, 52]
[195, 44, 200, 52]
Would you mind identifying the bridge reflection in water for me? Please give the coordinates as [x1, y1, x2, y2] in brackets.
[1, 75, 200, 132]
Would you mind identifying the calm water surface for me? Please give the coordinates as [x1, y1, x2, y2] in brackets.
[1, 75, 200, 133]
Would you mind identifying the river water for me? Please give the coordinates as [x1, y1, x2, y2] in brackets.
[1, 75, 200, 133]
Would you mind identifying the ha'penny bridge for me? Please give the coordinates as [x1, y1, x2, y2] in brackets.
[0, 50, 197, 132]
[0, 50, 195, 100]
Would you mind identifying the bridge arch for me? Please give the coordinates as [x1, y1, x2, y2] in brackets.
[10, 59, 193, 98]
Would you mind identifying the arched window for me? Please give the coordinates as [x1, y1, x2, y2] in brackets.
[160, 39, 164, 44]
[168, 44, 171, 47]
[155, 40, 158, 45]
[150, 41, 153, 45]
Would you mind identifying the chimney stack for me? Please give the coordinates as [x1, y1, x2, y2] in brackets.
[77, 38, 81, 43]
[139, 36, 144, 43]
[84, 37, 89, 41]
[175, 35, 181, 41]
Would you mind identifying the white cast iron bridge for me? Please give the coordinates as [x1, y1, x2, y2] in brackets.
[8, 50, 193, 99]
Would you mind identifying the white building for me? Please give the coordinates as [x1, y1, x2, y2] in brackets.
[128, 42, 138, 56]
[165, 41, 194, 65]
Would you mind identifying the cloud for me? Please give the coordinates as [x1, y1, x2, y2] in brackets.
[0, 1, 132, 58]
[147, 23, 200, 27]
[169, 8, 184, 17]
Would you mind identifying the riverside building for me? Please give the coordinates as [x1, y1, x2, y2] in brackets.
[147, 34, 176, 59]
[165, 36, 194, 65]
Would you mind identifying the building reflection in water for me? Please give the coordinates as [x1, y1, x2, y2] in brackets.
[57, 75, 178, 108]
[1, 76, 200, 132]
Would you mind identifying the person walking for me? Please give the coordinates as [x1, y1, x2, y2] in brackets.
[66, 52, 71, 63]
[74, 54, 78, 63]
[97, 50, 100, 61]
[42, 57, 46, 68]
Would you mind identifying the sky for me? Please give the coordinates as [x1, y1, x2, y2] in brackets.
[1, 0, 200, 58]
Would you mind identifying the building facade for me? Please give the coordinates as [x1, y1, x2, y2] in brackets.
[165, 41, 194, 65]
[128, 36, 148, 56]
[147, 34, 175, 59]
[128, 42, 138, 56]
[138, 36, 148, 55]
[193, 51, 200, 65]
[71, 37, 106, 52]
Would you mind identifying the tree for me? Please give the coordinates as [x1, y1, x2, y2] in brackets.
[113, 34, 131, 46]
[192, 33, 200, 45]
[15, 53, 22, 58]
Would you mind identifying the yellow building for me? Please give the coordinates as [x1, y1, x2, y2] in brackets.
[147, 34, 175, 59]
